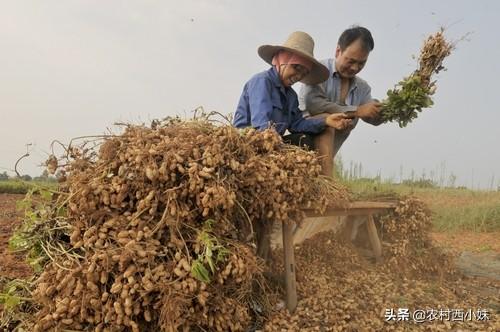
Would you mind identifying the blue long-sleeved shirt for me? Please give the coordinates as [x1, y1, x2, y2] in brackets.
[233, 67, 326, 135]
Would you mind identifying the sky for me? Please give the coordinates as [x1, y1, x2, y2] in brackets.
[1, 0, 499, 189]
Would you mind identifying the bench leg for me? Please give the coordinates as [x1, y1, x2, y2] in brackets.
[282, 222, 297, 312]
[366, 214, 382, 262]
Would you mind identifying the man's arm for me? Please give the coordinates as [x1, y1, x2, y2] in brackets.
[300, 83, 356, 115]
[289, 96, 355, 134]
[300, 79, 384, 126]
[289, 94, 326, 134]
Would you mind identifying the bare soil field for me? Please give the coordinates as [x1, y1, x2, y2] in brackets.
[0, 194, 31, 280]
[430, 231, 500, 253]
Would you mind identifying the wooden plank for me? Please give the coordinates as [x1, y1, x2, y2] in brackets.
[303, 201, 397, 218]
[366, 214, 382, 262]
[282, 222, 297, 312]
[347, 201, 398, 209]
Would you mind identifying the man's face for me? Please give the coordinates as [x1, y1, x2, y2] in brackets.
[335, 39, 370, 79]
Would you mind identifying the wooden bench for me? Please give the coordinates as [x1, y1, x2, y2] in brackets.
[282, 201, 398, 312]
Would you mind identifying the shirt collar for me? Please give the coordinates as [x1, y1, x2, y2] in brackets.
[268, 66, 289, 94]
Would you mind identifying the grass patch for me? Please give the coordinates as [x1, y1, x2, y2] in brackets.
[0, 180, 57, 195]
[431, 205, 500, 232]
[342, 178, 500, 232]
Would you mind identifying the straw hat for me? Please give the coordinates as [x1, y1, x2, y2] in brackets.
[258, 31, 329, 85]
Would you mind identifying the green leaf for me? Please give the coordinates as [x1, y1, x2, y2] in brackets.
[16, 199, 31, 212]
[8, 235, 28, 252]
[2, 294, 21, 309]
[203, 219, 215, 231]
[40, 189, 52, 201]
[57, 206, 67, 217]
[216, 247, 230, 263]
[191, 259, 211, 283]
[206, 255, 215, 273]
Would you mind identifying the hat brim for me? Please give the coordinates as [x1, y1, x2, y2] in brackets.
[258, 45, 329, 85]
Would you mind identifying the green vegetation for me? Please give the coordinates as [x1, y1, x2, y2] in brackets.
[380, 29, 453, 127]
[339, 176, 500, 233]
[381, 74, 434, 128]
[0, 179, 57, 194]
[410, 188, 500, 232]
[333, 156, 500, 232]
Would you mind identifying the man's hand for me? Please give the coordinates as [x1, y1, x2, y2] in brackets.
[356, 101, 382, 120]
[325, 113, 353, 130]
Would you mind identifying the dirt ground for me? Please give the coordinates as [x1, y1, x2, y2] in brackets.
[0, 194, 31, 280]
[0, 194, 499, 331]
[430, 231, 500, 281]
[430, 231, 500, 253]
[264, 231, 500, 331]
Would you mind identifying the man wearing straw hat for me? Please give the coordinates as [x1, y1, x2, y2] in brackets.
[299, 26, 383, 174]
[233, 31, 354, 153]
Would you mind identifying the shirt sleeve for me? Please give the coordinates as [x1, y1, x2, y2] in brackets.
[360, 85, 373, 104]
[300, 82, 356, 115]
[289, 97, 326, 134]
[247, 77, 274, 131]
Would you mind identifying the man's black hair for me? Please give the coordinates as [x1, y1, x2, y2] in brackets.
[338, 26, 374, 52]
